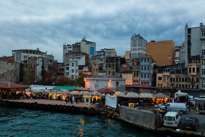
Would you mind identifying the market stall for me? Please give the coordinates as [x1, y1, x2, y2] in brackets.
[153, 93, 169, 105]
[138, 93, 154, 106]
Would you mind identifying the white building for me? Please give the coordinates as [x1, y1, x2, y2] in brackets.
[64, 52, 89, 80]
[85, 74, 126, 91]
[185, 23, 205, 89]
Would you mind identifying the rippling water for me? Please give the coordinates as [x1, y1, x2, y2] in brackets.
[0, 106, 162, 137]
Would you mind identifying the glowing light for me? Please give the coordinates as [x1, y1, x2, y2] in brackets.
[84, 79, 86, 82]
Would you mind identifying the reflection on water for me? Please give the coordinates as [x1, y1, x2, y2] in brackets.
[0, 106, 162, 137]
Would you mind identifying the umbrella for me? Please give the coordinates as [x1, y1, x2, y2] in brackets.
[70, 91, 80, 95]
[91, 91, 100, 95]
[80, 91, 90, 95]
[138, 93, 153, 98]
[114, 91, 125, 97]
[153, 93, 169, 98]
[123, 92, 139, 98]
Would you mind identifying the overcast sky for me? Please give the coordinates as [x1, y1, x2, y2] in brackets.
[0, 0, 205, 62]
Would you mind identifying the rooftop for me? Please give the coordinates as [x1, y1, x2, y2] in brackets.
[0, 82, 30, 89]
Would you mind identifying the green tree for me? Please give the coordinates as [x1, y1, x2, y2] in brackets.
[75, 73, 88, 87]
[23, 66, 35, 84]
[56, 75, 71, 86]
[41, 59, 46, 84]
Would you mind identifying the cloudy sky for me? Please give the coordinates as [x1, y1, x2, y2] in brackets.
[0, 0, 205, 62]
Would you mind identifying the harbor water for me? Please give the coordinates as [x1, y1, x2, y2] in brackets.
[0, 106, 162, 137]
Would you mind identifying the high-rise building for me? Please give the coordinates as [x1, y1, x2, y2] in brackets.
[147, 40, 175, 66]
[100, 48, 117, 57]
[130, 34, 147, 60]
[185, 23, 205, 89]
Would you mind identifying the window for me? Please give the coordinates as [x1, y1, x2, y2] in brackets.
[189, 67, 191, 73]
[179, 84, 181, 88]
[141, 66, 143, 71]
[176, 78, 178, 82]
[188, 78, 190, 82]
[141, 74, 143, 78]
[167, 55, 171, 59]
[158, 77, 162, 80]
[182, 84, 184, 88]
[147, 59, 149, 62]
[182, 78, 184, 82]
[202, 69, 205, 75]
[66, 72, 69, 75]
[72, 69, 74, 73]
[176, 84, 178, 88]
[179, 78, 181, 82]
[193, 67, 195, 73]
[181, 51, 185, 54]
[76, 69, 78, 73]
[185, 77, 187, 82]
[147, 66, 149, 71]
[197, 67, 199, 73]
[66, 67, 69, 70]
[202, 59, 205, 65]
[170, 78, 172, 82]
[147, 74, 149, 78]
[202, 30, 205, 36]
[72, 63, 74, 66]
[202, 41, 205, 46]
[144, 66, 146, 70]
[173, 78, 175, 82]
[202, 50, 205, 55]
[137, 73, 138, 77]
[196, 78, 199, 82]
[144, 74, 146, 78]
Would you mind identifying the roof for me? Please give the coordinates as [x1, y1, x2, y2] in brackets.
[0, 82, 30, 89]
[98, 88, 115, 93]
[53, 86, 76, 90]
[88, 74, 121, 79]
[165, 112, 178, 116]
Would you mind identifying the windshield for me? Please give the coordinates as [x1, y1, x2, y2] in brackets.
[184, 120, 193, 124]
[164, 116, 175, 121]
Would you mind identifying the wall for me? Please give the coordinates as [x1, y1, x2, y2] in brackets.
[121, 73, 133, 85]
[147, 40, 175, 66]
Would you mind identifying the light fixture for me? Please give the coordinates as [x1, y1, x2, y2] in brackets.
[84, 79, 86, 82]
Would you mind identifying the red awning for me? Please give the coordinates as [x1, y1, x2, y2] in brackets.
[98, 88, 115, 94]
[0, 82, 30, 89]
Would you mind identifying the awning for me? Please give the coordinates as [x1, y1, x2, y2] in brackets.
[98, 88, 115, 94]
[153, 93, 169, 98]
[138, 93, 153, 98]
[53, 86, 76, 90]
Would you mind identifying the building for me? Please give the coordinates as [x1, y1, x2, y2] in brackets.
[12, 48, 55, 83]
[63, 43, 81, 59]
[125, 51, 131, 63]
[101, 48, 117, 57]
[64, 52, 89, 80]
[175, 46, 180, 64]
[175, 42, 186, 64]
[185, 23, 205, 89]
[156, 56, 200, 89]
[140, 57, 155, 87]
[96, 50, 105, 61]
[84, 74, 126, 91]
[89, 56, 105, 66]
[106, 56, 123, 76]
[147, 40, 175, 66]
[80, 37, 96, 57]
[130, 34, 147, 59]
[0, 56, 19, 82]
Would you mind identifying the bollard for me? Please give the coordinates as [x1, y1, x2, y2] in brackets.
[196, 108, 198, 114]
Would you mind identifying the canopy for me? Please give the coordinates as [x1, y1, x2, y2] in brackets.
[70, 91, 80, 95]
[53, 86, 76, 90]
[98, 88, 115, 94]
[30, 85, 55, 90]
[122, 92, 139, 98]
[153, 93, 169, 98]
[91, 91, 100, 95]
[114, 91, 126, 97]
[57, 90, 70, 94]
[138, 93, 153, 98]
[80, 91, 90, 95]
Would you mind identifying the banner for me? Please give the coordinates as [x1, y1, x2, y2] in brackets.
[105, 94, 117, 109]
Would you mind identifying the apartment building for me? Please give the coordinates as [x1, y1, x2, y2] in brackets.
[130, 34, 147, 59]
[185, 23, 205, 89]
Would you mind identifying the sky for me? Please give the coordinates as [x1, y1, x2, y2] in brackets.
[0, 0, 205, 62]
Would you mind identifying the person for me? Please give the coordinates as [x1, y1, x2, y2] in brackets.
[198, 102, 201, 110]
[75, 96, 78, 104]
[65, 96, 69, 104]
[70, 95, 73, 104]
[162, 100, 165, 105]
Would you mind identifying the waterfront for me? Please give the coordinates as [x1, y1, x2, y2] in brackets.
[0, 106, 162, 137]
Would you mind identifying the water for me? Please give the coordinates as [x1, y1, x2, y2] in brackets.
[0, 106, 162, 137]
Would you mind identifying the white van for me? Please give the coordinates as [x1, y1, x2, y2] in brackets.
[163, 112, 181, 128]
[164, 103, 187, 114]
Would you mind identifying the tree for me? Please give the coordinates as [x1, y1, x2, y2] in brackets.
[56, 75, 71, 86]
[75, 73, 88, 87]
[23, 65, 35, 84]
[41, 59, 46, 84]
[44, 64, 58, 85]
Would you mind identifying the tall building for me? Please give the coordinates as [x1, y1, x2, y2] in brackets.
[175, 46, 180, 64]
[175, 42, 186, 64]
[147, 40, 175, 66]
[130, 34, 147, 60]
[185, 23, 205, 89]
[96, 50, 105, 61]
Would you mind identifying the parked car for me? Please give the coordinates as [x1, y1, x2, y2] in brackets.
[163, 112, 181, 128]
[182, 117, 199, 131]
[163, 103, 187, 114]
